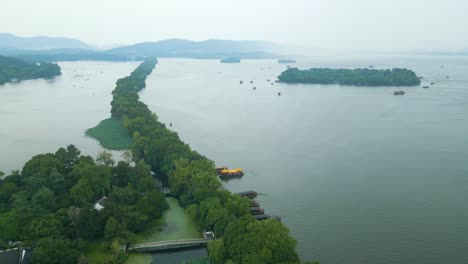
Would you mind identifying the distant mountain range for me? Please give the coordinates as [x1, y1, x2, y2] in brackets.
[1, 49, 129, 63]
[0, 33, 90, 50]
[0, 33, 281, 62]
[107, 38, 278, 59]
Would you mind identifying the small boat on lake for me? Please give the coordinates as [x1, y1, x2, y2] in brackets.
[422, 86, 429, 88]
[394, 90, 405, 95]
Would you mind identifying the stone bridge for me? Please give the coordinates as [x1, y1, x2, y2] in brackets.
[127, 238, 209, 253]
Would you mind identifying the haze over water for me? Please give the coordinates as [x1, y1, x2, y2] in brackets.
[140, 56, 468, 264]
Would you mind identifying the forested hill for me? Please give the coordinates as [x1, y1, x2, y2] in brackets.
[0, 55, 61, 85]
[277, 67, 421, 86]
[10, 50, 129, 63]
[107, 39, 278, 59]
[0, 33, 89, 50]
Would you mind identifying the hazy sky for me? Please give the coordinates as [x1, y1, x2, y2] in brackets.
[2, 0, 468, 52]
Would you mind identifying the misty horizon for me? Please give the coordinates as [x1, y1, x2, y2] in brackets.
[2, 0, 468, 54]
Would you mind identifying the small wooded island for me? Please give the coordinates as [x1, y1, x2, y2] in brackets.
[277, 67, 421, 86]
[278, 59, 296, 64]
[0, 55, 61, 85]
[220, 57, 241, 63]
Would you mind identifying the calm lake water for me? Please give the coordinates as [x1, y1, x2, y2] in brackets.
[0, 61, 139, 173]
[140, 56, 468, 264]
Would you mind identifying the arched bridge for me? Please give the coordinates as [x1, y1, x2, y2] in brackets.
[128, 238, 209, 253]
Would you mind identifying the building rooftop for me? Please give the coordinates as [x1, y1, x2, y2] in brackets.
[94, 196, 110, 211]
[0, 248, 31, 264]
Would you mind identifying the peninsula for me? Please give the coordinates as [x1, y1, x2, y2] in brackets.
[0, 55, 61, 85]
[88, 58, 302, 263]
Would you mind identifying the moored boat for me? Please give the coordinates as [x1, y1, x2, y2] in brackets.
[254, 214, 271, 220]
[237, 191, 257, 199]
[218, 168, 244, 178]
[250, 207, 265, 215]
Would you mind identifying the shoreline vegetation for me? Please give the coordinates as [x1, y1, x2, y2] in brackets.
[0, 55, 61, 85]
[277, 67, 421, 86]
[86, 117, 133, 150]
[0, 145, 169, 264]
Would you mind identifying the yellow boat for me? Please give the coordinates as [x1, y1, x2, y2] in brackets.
[217, 167, 244, 178]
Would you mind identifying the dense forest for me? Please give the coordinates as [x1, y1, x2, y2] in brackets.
[0, 55, 61, 85]
[0, 146, 168, 263]
[277, 67, 421, 86]
[109, 58, 305, 263]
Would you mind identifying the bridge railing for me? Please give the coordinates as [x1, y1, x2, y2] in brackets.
[127, 238, 209, 252]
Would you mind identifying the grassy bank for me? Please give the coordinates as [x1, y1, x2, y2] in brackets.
[137, 198, 202, 242]
[83, 240, 115, 264]
[86, 117, 132, 150]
